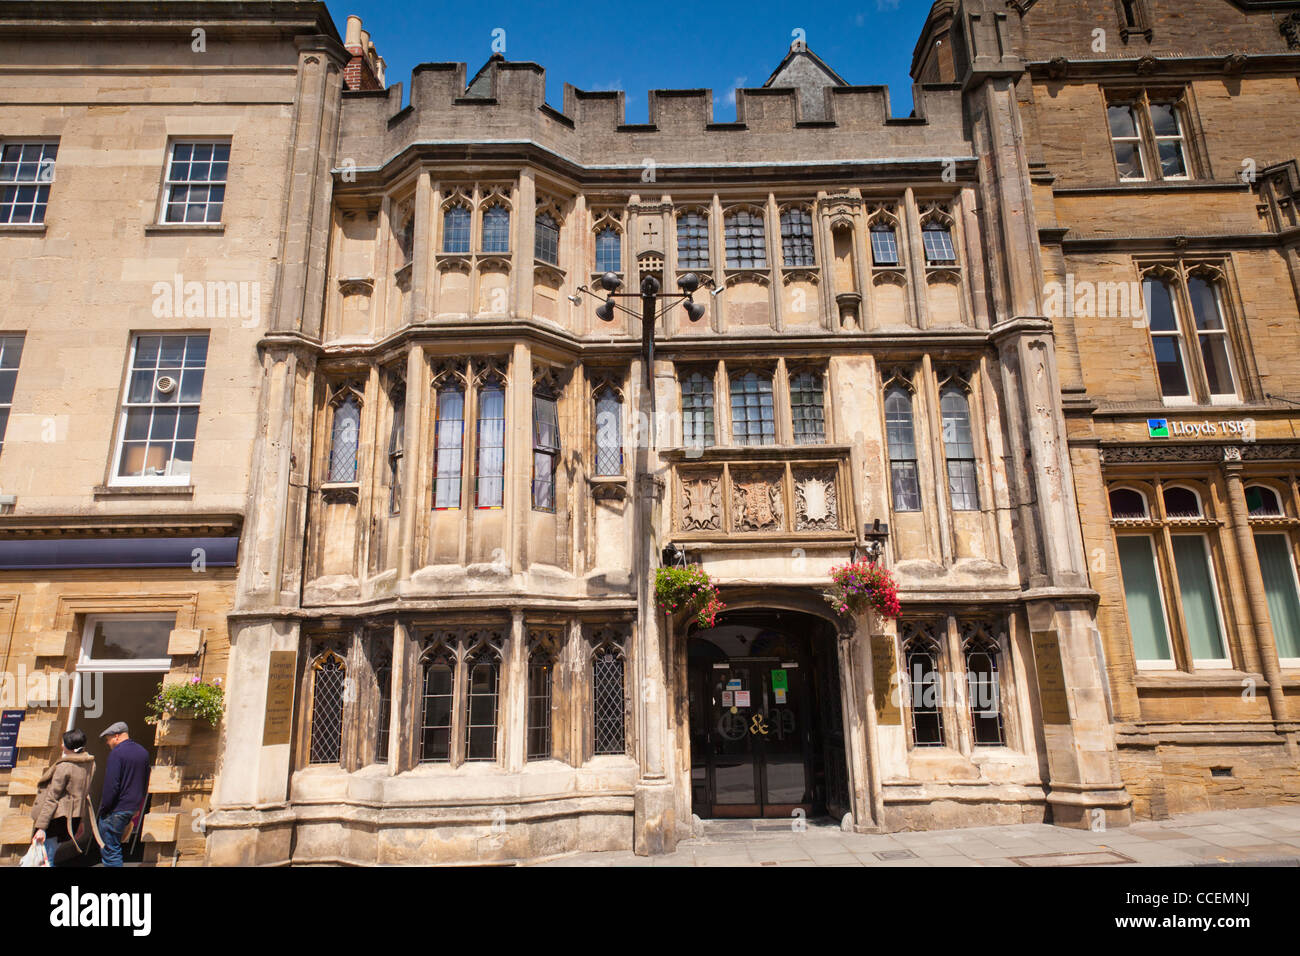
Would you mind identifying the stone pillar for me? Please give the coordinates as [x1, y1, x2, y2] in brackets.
[842, 617, 880, 831]
[1222, 455, 1288, 722]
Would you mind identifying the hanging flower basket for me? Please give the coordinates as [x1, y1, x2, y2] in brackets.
[655, 564, 726, 629]
[145, 676, 225, 727]
[824, 559, 901, 621]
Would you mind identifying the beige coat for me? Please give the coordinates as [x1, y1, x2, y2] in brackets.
[30, 751, 96, 833]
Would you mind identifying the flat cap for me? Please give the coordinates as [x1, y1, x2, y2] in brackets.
[99, 721, 128, 738]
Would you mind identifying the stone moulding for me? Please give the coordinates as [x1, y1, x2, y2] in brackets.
[1099, 442, 1300, 464]
[337, 276, 374, 296]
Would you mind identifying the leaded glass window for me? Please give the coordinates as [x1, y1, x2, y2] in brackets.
[677, 211, 709, 269]
[790, 370, 825, 444]
[532, 390, 560, 511]
[870, 222, 900, 266]
[885, 385, 920, 512]
[481, 203, 509, 253]
[904, 632, 944, 747]
[372, 644, 392, 764]
[596, 227, 621, 274]
[464, 645, 500, 761]
[681, 371, 715, 449]
[922, 221, 956, 264]
[527, 639, 556, 761]
[594, 386, 623, 476]
[725, 209, 767, 269]
[780, 208, 814, 267]
[476, 378, 505, 508]
[964, 638, 1005, 746]
[593, 641, 626, 756]
[387, 386, 405, 515]
[327, 392, 361, 483]
[419, 646, 455, 763]
[730, 370, 776, 446]
[433, 385, 465, 509]
[535, 212, 559, 265]
[443, 204, 471, 253]
[309, 652, 346, 764]
[940, 386, 979, 511]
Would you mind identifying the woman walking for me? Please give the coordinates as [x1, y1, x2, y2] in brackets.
[30, 729, 97, 866]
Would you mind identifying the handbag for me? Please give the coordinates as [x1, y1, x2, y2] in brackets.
[19, 839, 49, 867]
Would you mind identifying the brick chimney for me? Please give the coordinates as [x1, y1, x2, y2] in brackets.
[343, 15, 385, 91]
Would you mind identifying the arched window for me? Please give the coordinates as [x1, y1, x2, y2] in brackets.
[534, 211, 559, 265]
[780, 208, 814, 267]
[1109, 487, 1149, 519]
[676, 211, 709, 269]
[475, 376, 505, 508]
[532, 386, 560, 511]
[870, 221, 899, 266]
[885, 384, 920, 512]
[681, 371, 715, 449]
[433, 384, 464, 509]
[443, 205, 470, 254]
[904, 631, 944, 747]
[419, 645, 455, 763]
[921, 220, 956, 264]
[464, 643, 501, 761]
[1162, 485, 1202, 518]
[1186, 275, 1236, 397]
[327, 392, 361, 483]
[724, 209, 767, 269]
[592, 634, 627, 755]
[594, 385, 623, 476]
[481, 203, 510, 253]
[1142, 276, 1190, 398]
[372, 646, 392, 764]
[940, 386, 979, 510]
[595, 227, 621, 274]
[789, 370, 825, 444]
[729, 370, 775, 446]
[964, 637, 1005, 746]
[308, 651, 346, 764]
[1246, 484, 1283, 517]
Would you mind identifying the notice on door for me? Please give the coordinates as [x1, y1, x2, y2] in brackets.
[735, 690, 751, 708]
[0, 709, 24, 769]
[262, 650, 298, 746]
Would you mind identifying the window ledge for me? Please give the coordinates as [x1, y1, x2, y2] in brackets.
[0, 223, 46, 235]
[1135, 669, 1261, 690]
[144, 223, 225, 235]
[93, 484, 194, 498]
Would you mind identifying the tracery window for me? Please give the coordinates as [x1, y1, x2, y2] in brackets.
[591, 628, 628, 756]
[527, 629, 561, 761]
[902, 623, 944, 747]
[481, 202, 510, 253]
[593, 381, 624, 477]
[418, 630, 506, 766]
[476, 375, 506, 508]
[963, 625, 1006, 746]
[595, 226, 621, 274]
[870, 221, 900, 266]
[1141, 266, 1239, 403]
[308, 649, 347, 765]
[433, 382, 465, 509]
[532, 385, 560, 511]
[535, 211, 559, 265]
[326, 385, 363, 484]
[940, 384, 979, 511]
[921, 219, 956, 265]
[443, 204, 471, 254]
[884, 379, 921, 512]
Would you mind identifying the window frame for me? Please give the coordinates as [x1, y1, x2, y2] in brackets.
[680, 369, 716, 450]
[534, 211, 560, 266]
[480, 202, 510, 254]
[1140, 264, 1243, 406]
[109, 332, 209, 487]
[159, 139, 230, 225]
[592, 380, 624, 478]
[728, 368, 777, 447]
[1104, 90, 1193, 184]
[77, 613, 176, 673]
[0, 140, 59, 225]
[531, 387, 560, 512]
[675, 209, 710, 270]
[788, 367, 826, 445]
[779, 206, 815, 268]
[884, 380, 922, 513]
[939, 383, 980, 512]
[0, 333, 25, 456]
[442, 203, 472, 254]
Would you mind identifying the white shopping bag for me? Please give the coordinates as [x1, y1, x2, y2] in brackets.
[19, 839, 49, 867]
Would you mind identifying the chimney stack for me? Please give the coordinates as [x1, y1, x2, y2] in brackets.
[342, 15, 384, 91]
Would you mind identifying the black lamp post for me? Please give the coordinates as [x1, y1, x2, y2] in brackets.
[575, 271, 706, 418]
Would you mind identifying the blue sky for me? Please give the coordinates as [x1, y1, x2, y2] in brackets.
[325, 0, 934, 120]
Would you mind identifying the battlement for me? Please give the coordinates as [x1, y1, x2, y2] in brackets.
[337, 52, 974, 176]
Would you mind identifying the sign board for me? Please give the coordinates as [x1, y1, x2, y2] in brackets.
[872, 635, 902, 725]
[721, 691, 733, 707]
[1031, 631, 1071, 725]
[771, 669, 788, 692]
[0, 710, 24, 769]
[1147, 418, 1254, 440]
[262, 651, 298, 746]
[735, 690, 751, 708]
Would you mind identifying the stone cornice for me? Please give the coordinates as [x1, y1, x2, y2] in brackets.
[0, 512, 242, 539]
[0, 1, 341, 41]
[1026, 52, 1300, 81]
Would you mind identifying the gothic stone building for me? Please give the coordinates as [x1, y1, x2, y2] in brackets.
[203, 11, 1128, 865]
[915, 0, 1300, 818]
[0, 2, 345, 865]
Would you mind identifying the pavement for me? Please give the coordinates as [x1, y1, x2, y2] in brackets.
[530, 804, 1300, 867]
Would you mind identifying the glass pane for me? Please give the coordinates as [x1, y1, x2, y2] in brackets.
[1158, 140, 1187, 178]
[1245, 486, 1281, 517]
[1151, 336, 1190, 397]
[1149, 102, 1181, 137]
[1171, 535, 1227, 661]
[88, 618, 173, 660]
[1113, 143, 1144, 179]
[1108, 104, 1139, 138]
[1116, 536, 1173, 662]
[1199, 335, 1235, 395]
[1187, 278, 1223, 331]
[1256, 534, 1300, 659]
[1109, 488, 1147, 518]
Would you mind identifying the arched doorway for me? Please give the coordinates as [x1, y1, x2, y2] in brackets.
[686, 606, 849, 819]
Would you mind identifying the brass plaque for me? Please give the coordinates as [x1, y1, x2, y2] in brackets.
[262, 650, 298, 746]
[1031, 630, 1071, 725]
[872, 635, 902, 725]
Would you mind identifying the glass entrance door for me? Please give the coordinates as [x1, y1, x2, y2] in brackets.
[690, 656, 815, 818]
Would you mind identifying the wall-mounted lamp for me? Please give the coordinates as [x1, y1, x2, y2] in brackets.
[661, 543, 687, 567]
[851, 518, 890, 563]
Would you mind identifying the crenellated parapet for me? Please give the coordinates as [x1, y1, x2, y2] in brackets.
[336, 54, 973, 174]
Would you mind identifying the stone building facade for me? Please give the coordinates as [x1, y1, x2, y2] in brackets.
[0, 2, 345, 864]
[916, 0, 1300, 818]
[203, 9, 1130, 865]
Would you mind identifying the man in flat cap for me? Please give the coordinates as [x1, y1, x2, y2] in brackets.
[97, 721, 150, 867]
